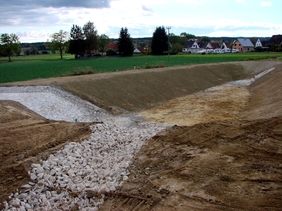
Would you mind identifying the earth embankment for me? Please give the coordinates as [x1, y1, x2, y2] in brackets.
[1, 60, 282, 210]
[2, 61, 278, 113]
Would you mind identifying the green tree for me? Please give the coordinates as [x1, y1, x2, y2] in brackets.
[118, 27, 134, 56]
[0, 33, 20, 62]
[83, 21, 98, 54]
[180, 32, 196, 40]
[48, 30, 68, 59]
[30, 46, 38, 55]
[69, 24, 85, 57]
[200, 36, 211, 42]
[98, 34, 110, 54]
[151, 26, 168, 55]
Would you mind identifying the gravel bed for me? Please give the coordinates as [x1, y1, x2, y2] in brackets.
[0, 86, 170, 211]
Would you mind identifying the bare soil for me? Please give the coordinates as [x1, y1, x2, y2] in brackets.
[1, 60, 282, 210]
[0, 101, 92, 208]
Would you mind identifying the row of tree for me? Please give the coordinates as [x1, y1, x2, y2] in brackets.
[0, 22, 203, 61]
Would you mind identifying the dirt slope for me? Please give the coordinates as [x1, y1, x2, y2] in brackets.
[100, 118, 282, 211]
[0, 101, 92, 208]
[2, 61, 278, 113]
[98, 62, 282, 210]
[0, 60, 282, 210]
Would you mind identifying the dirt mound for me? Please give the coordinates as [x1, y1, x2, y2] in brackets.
[0, 101, 92, 208]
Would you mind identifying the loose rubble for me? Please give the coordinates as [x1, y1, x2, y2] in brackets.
[0, 86, 169, 210]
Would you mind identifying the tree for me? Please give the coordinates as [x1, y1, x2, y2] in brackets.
[180, 32, 196, 40]
[0, 33, 20, 62]
[83, 21, 98, 54]
[118, 27, 134, 56]
[49, 30, 68, 59]
[200, 36, 211, 42]
[98, 34, 110, 54]
[151, 26, 168, 55]
[69, 24, 85, 56]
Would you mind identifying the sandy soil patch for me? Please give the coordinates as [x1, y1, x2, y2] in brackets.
[140, 85, 250, 126]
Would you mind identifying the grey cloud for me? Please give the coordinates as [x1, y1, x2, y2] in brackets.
[141, 5, 154, 13]
[3, 0, 112, 8]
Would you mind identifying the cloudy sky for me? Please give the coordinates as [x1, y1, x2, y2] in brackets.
[0, 0, 281, 42]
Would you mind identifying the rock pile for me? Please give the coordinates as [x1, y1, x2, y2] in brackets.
[4, 121, 167, 210]
[1, 86, 169, 210]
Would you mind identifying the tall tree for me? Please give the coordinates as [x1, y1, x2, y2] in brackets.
[151, 26, 168, 55]
[0, 33, 20, 62]
[69, 24, 85, 56]
[98, 34, 110, 54]
[49, 30, 68, 59]
[118, 27, 134, 56]
[83, 21, 98, 53]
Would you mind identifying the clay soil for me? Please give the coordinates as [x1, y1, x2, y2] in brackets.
[1, 60, 282, 210]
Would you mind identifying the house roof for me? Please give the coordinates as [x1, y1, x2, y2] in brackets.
[224, 41, 231, 48]
[137, 47, 145, 52]
[210, 42, 220, 49]
[237, 38, 254, 47]
[199, 42, 211, 48]
[104, 42, 118, 51]
[183, 40, 196, 48]
[269, 35, 282, 45]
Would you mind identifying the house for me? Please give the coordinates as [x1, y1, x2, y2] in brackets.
[104, 42, 119, 52]
[255, 39, 263, 48]
[232, 38, 254, 52]
[268, 34, 282, 45]
[250, 38, 263, 48]
[133, 47, 145, 54]
[182, 39, 200, 53]
[210, 42, 221, 49]
[199, 42, 213, 49]
[221, 41, 231, 49]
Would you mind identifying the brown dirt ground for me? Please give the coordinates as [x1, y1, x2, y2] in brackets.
[0, 101, 92, 209]
[0, 60, 282, 210]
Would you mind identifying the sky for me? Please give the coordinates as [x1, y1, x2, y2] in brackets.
[0, 0, 281, 43]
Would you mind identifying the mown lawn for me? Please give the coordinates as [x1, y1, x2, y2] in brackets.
[0, 52, 281, 83]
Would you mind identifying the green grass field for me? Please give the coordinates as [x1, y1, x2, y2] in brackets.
[0, 52, 281, 83]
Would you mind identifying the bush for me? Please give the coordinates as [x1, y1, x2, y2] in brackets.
[106, 48, 117, 56]
[255, 47, 263, 52]
[41, 51, 49, 54]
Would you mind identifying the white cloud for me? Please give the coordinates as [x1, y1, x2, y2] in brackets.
[175, 0, 206, 5]
[260, 1, 273, 6]
[236, 0, 246, 5]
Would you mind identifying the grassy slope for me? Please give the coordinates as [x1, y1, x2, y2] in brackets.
[0, 53, 281, 83]
[61, 61, 279, 113]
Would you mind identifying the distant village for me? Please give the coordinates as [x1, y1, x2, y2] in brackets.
[105, 34, 282, 55]
[20, 34, 282, 56]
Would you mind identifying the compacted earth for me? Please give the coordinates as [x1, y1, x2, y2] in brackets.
[0, 60, 282, 210]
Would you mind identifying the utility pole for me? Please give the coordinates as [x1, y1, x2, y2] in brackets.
[166, 26, 171, 61]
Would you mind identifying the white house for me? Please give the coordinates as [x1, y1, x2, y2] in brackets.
[182, 39, 200, 53]
[255, 39, 263, 48]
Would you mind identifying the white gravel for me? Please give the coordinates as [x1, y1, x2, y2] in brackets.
[0, 86, 170, 211]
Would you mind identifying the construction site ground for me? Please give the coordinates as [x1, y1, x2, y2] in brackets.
[0, 60, 282, 210]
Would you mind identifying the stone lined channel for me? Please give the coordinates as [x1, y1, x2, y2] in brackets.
[0, 67, 275, 210]
[0, 86, 169, 210]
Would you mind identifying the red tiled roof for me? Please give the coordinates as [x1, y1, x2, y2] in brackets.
[104, 42, 118, 51]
